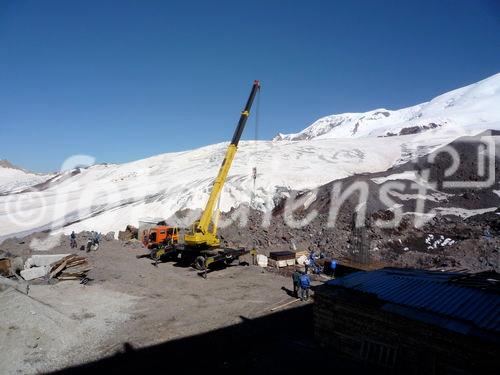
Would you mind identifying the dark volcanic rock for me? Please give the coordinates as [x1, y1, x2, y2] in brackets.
[219, 132, 500, 273]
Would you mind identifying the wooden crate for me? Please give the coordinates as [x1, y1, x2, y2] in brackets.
[294, 250, 309, 259]
[268, 258, 290, 268]
[269, 251, 295, 261]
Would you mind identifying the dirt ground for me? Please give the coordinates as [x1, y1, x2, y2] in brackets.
[0, 232, 320, 374]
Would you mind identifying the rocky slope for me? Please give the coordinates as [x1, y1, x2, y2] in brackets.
[220, 132, 500, 272]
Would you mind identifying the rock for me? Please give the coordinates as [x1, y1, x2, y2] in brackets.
[20, 266, 50, 281]
[7, 257, 24, 275]
[118, 225, 138, 241]
[256, 254, 268, 267]
[24, 254, 69, 269]
[0, 258, 11, 277]
[104, 232, 115, 241]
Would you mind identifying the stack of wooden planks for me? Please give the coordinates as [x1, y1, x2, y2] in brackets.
[49, 254, 91, 281]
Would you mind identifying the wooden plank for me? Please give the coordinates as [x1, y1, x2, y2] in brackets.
[270, 298, 301, 311]
[58, 276, 79, 281]
[66, 259, 87, 268]
[61, 271, 85, 277]
[64, 266, 91, 273]
[50, 255, 77, 271]
[60, 267, 91, 276]
[49, 260, 68, 279]
[60, 269, 91, 277]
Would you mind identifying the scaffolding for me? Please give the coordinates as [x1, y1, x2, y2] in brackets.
[349, 213, 370, 265]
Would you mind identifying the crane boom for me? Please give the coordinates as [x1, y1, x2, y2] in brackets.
[184, 80, 260, 247]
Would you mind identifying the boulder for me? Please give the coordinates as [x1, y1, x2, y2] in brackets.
[104, 232, 115, 241]
[20, 266, 50, 281]
[256, 254, 268, 268]
[118, 225, 138, 241]
[24, 254, 69, 269]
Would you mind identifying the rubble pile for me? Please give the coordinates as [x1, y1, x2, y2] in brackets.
[20, 253, 91, 281]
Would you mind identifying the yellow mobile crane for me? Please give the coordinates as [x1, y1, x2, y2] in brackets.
[148, 80, 260, 275]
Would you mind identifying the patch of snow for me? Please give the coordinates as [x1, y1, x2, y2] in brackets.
[371, 171, 418, 184]
[301, 191, 317, 210]
[371, 170, 440, 192]
[425, 234, 455, 250]
[435, 206, 498, 218]
[30, 234, 63, 251]
[389, 191, 451, 202]
[0, 167, 53, 194]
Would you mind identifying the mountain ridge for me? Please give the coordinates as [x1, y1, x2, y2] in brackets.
[274, 73, 500, 141]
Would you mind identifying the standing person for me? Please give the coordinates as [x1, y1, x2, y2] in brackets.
[304, 255, 312, 274]
[292, 270, 302, 298]
[70, 231, 77, 249]
[299, 272, 311, 301]
[92, 231, 101, 246]
[94, 232, 101, 251]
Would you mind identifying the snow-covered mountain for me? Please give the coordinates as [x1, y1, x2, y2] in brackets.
[0, 74, 499, 241]
[0, 126, 495, 241]
[274, 73, 500, 141]
[0, 160, 53, 194]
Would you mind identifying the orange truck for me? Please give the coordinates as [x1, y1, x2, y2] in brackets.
[143, 226, 179, 249]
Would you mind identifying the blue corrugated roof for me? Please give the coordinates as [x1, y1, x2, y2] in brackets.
[327, 268, 500, 334]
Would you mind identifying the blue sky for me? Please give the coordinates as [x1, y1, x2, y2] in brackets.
[1, 0, 499, 172]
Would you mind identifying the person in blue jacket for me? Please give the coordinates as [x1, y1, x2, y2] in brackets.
[299, 272, 311, 301]
[330, 260, 337, 278]
[93, 231, 101, 245]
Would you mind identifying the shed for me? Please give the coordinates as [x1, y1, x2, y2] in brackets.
[314, 268, 500, 374]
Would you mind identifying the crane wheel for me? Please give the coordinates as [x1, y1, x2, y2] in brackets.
[150, 249, 161, 261]
[194, 256, 206, 271]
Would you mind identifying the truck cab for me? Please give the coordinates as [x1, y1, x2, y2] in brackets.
[144, 226, 179, 249]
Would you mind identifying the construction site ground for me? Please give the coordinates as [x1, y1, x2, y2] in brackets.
[0, 233, 350, 374]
